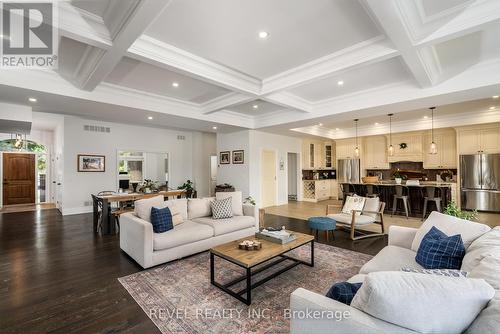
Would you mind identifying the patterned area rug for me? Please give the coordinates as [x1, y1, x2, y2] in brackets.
[119, 243, 372, 334]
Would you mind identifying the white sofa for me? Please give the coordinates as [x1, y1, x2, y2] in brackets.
[290, 212, 500, 334]
[120, 197, 259, 269]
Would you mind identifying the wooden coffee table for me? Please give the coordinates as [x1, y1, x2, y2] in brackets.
[210, 231, 314, 305]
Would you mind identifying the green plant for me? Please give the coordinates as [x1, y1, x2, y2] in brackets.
[444, 201, 478, 221]
[392, 170, 407, 180]
[440, 169, 453, 181]
[177, 180, 194, 191]
[244, 196, 256, 206]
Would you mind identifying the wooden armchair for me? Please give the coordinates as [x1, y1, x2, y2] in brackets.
[326, 201, 386, 240]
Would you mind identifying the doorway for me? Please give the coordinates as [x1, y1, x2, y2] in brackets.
[2, 153, 36, 205]
[261, 150, 277, 208]
[209, 155, 217, 196]
[287, 153, 298, 201]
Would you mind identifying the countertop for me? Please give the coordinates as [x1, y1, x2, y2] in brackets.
[302, 179, 337, 182]
[340, 181, 456, 187]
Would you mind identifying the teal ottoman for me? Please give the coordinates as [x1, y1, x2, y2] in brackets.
[308, 217, 336, 241]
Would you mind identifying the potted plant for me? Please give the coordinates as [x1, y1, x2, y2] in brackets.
[440, 170, 453, 182]
[244, 196, 256, 206]
[392, 170, 404, 184]
[178, 180, 195, 198]
[444, 201, 478, 221]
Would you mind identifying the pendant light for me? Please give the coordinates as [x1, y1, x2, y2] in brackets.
[429, 107, 437, 155]
[388, 114, 394, 156]
[354, 119, 360, 157]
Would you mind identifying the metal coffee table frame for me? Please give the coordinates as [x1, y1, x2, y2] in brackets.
[210, 240, 314, 305]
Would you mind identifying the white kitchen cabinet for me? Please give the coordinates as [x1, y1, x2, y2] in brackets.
[364, 135, 389, 169]
[423, 129, 457, 169]
[335, 138, 361, 160]
[387, 132, 423, 162]
[457, 126, 500, 154]
[324, 142, 334, 169]
[315, 180, 330, 200]
[302, 139, 333, 169]
[329, 179, 338, 200]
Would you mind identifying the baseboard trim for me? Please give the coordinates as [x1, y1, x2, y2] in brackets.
[62, 206, 93, 216]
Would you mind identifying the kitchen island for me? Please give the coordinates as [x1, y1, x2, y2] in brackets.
[340, 181, 457, 218]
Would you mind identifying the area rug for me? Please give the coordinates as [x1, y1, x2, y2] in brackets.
[119, 243, 372, 334]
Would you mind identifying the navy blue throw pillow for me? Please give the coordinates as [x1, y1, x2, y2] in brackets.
[326, 282, 362, 305]
[150, 206, 173, 233]
[415, 226, 466, 270]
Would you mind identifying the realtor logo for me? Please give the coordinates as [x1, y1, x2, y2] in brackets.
[1, 1, 58, 69]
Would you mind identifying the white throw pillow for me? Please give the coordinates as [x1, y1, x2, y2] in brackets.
[411, 211, 490, 252]
[469, 255, 500, 290]
[134, 195, 164, 222]
[164, 198, 188, 220]
[216, 191, 243, 216]
[341, 196, 366, 216]
[462, 227, 500, 272]
[362, 197, 380, 218]
[351, 271, 495, 334]
[187, 198, 214, 219]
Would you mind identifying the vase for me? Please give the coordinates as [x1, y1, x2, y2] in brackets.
[395, 178, 402, 184]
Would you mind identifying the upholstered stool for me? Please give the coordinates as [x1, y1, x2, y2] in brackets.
[308, 216, 336, 241]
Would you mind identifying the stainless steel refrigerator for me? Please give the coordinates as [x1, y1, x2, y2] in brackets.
[337, 159, 360, 199]
[460, 153, 500, 212]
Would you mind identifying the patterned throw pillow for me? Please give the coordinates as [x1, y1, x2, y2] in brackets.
[415, 226, 466, 270]
[150, 206, 174, 233]
[341, 196, 366, 216]
[211, 197, 233, 219]
[401, 267, 468, 277]
[326, 282, 363, 305]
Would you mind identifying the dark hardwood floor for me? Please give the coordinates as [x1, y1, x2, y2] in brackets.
[0, 209, 387, 333]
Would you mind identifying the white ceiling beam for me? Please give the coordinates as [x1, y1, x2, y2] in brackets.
[58, 2, 112, 50]
[263, 92, 313, 113]
[362, 0, 441, 87]
[201, 93, 255, 114]
[416, 0, 500, 47]
[261, 36, 399, 95]
[128, 36, 262, 95]
[75, 0, 172, 91]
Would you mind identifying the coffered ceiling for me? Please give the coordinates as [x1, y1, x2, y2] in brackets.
[0, 0, 499, 136]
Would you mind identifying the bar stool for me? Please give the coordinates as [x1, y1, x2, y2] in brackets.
[340, 183, 356, 206]
[365, 184, 380, 198]
[392, 185, 411, 219]
[422, 186, 442, 220]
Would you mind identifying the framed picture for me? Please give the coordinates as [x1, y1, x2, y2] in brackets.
[219, 151, 230, 165]
[78, 154, 105, 172]
[232, 150, 244, 164]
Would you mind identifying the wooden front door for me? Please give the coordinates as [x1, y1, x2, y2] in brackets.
[3, 153, 36, 205]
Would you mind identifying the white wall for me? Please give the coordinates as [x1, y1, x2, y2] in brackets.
[216, 130, 302, 207]
[62, 116, 215, 215]
[216, 130, 250, 196]
[192, 132, 217, 197]
[248, 131, 302, 206]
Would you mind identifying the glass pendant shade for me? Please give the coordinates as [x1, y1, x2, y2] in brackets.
[388, 144, 394, 156]
[429, 141, 437, 155]
[354, 147, 360, 157]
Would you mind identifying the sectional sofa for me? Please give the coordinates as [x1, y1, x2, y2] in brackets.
[120, 195, 259, 269]
[290, 212, 500, 333]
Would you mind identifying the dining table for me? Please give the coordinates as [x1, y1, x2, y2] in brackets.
[93, 190, 187, 235]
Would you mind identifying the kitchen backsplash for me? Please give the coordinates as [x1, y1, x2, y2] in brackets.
[367, 162, 457, 181]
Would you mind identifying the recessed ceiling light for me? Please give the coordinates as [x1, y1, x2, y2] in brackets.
[147, 116, 153, 120]
[493, 95, 499, 99]
[258, 31, 269, 39]
[212, 126, 217, 130]
[374, 122, 379, 125]
[28, 97, 37, 103]
[318, 123, 323, 126]
[423, 115, 429, 119]
[337, 80, 344, 86]
[252, 104, 259, 109]
[335, 128, 340, 131]
[489, 106, 496, 110]
[172, 82, 179, 87]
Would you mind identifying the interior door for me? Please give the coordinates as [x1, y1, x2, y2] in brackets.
[261, 150, 277, 208]
[3, 153, 36, 205]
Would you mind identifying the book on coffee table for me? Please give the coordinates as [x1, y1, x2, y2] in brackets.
[255, 229, 297, 244]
